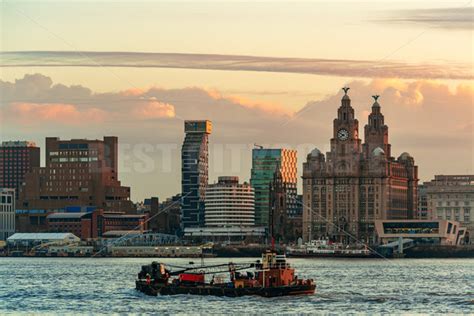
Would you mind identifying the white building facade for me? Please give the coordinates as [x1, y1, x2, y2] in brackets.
[205, 176, 255, 227]
[0, 188, 16, 240]
[424, 175, 474, 234]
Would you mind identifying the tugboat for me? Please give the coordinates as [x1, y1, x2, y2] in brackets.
[135, 251, 316, 297]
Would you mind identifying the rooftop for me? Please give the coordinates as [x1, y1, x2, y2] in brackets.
[1, 141, 37, 147]
[7, 233, 80, 241]
[103, 214, 146, 219]
[47, 212, 88, 219]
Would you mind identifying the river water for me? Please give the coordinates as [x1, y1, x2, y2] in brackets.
[0, 257, 473, 314]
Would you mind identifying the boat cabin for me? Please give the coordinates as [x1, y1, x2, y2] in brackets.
[256, 251, 295, 287]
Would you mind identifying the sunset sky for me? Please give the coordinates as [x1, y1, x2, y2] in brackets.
[1, 1, 473, 201]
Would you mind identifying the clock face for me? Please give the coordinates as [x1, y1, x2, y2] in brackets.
[337, 129, 349, 141]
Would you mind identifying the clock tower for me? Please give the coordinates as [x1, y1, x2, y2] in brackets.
[302, 87, 418, 243]
[363, 95, 391, 158]
[327, 87, 362, 175]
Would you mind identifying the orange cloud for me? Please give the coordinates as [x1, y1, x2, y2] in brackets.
[131, 100, 175, 119]
[5, 100, 176, 125]
[121, 88, 145, 96]
[6, 102, 106, 124]
[203, 88, 291, 116]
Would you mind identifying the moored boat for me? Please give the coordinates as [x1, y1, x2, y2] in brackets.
[286, 239, 374, 258]
[135, 251, 316, 297]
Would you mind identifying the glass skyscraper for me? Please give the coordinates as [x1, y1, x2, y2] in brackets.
[181, 120, 212, 228]
[250, 148, 297, 228]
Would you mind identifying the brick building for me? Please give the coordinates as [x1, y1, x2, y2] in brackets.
[46, 209, 148, 240]
[19, 137, 133, 213]
[15, 209, 50, 233]
[0, 141, 40, 199]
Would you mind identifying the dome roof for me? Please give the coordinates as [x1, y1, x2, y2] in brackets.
[342, 94, 350, 101]
[310, 148, 322, 157]
[399, 152, 412, 160]
[372, 147, 385, 156]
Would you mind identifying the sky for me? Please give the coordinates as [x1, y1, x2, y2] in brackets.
[0, 0, 473, 202]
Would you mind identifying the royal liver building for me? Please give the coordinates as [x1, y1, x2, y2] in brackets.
[302, 88, 418, 244]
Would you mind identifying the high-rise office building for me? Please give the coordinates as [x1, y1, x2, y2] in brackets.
[0, 188, 15, 240]
[181, 120, 212, 228]
[302, 89, 418, 243]
[19, 137, 133, 212]
[205, 176, 255, 227]
[250, 148, 297, 228]
[0, 141, 40, 199]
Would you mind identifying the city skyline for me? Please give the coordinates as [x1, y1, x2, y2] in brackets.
[1, 1, 472, 201]
[0, 2, 472, 313]
[1, 82, 472, 202]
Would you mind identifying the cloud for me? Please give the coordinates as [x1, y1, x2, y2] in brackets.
[131, 100, 175, 119]
[4, 102, 106, 124]
[0, 74, 178, 125]
[1, 51, 472, 80]
[374, 7, 474, 31]
[1, 73, 472, 201]
[204, 88, 291, 116]
[0, 73, 287, 132]
[294, 78, 473, 150]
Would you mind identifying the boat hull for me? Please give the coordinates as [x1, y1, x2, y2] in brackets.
[136, 281, 315, 297]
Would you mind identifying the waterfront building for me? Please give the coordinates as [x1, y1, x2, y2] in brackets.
[46, 209, 148, 240]
[422, 175, 474, 234]
[0, 141, 40, 199]
[375, 219, 466, 245]
[19, 137, 133, 213]
[15, 209, 50, 233]
[302, 89, 418, 244]
[47, 212, 95, 239]
[6, 232, 80, 248]
[250, 148, 297, 228]
[0, 188, 15, 240]
[15, 206, 97, 233]
[181, 120, 212, 228]
[205, 176, 255, 227]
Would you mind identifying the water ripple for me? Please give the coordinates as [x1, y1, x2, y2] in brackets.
[0, 257, 473, 314]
